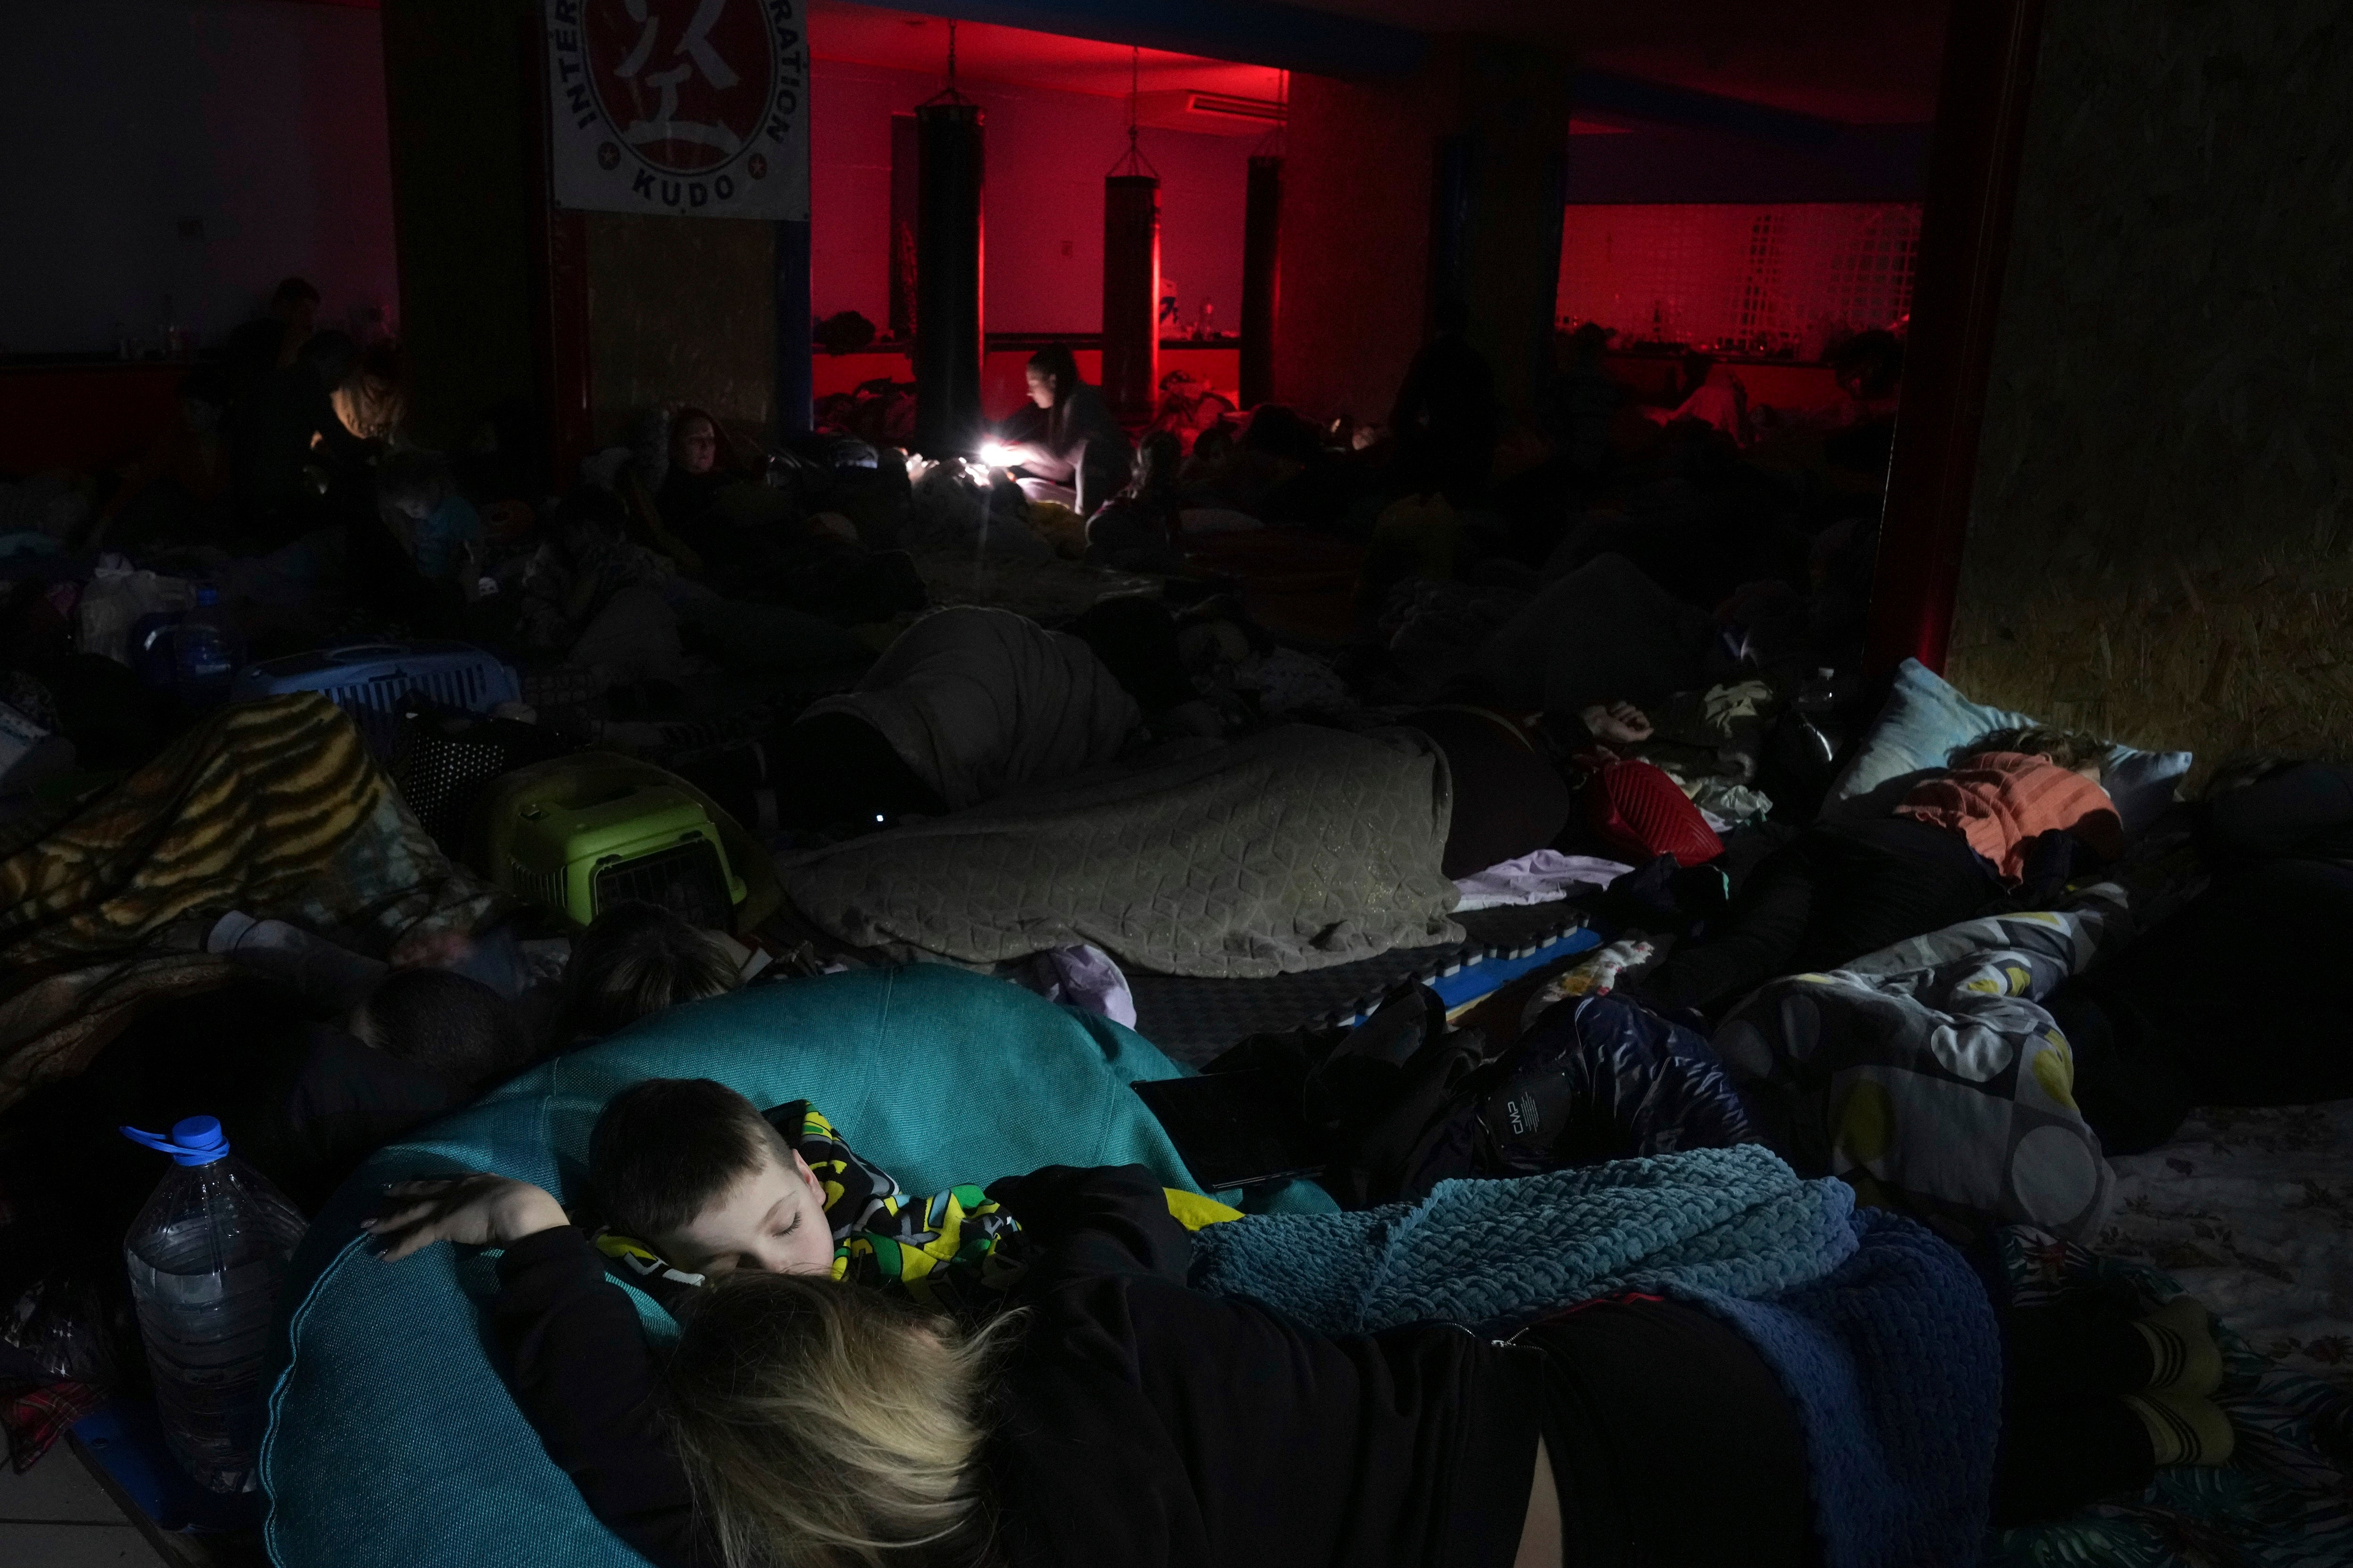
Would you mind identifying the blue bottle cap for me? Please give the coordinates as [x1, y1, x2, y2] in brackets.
[120, 1115, 232, 1167]
[195, 584, 220, 607]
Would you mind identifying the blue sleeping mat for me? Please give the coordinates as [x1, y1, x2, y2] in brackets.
[259, 964, 1294, 1568]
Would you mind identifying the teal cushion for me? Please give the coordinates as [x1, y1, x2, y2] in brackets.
[1825, 659, 2191, 834]
[259, 965, 1238, 1568]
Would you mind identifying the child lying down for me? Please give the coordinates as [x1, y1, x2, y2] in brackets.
[586, 1079, 1020, 1315]
[368, 1078, 1234, 1318]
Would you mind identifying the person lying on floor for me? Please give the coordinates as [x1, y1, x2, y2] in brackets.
[1637, 726, 2125, 1014]
[542, 900, 758, 1048]
[392, 1070, 1221, 1320]
[763, 612, 1577, 885]
[2, 966, 528, 1219]
[2044, 755, 2353, 1154]
[1083, 429, 1187, 574]
[515, 487, 683, 679]
[682, 601, 1214, 837]
[568, 1076, 1024, 1319]
[370, 1158, 2225, 1568]
[619, 407, 929, 628]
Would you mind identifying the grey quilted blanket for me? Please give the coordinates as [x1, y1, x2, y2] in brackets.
[1712, 898, 2126, 1241]
[775, 725, 1463, 977]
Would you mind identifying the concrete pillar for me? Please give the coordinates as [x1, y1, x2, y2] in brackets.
[1100, 173, 1161, 423]
[381, 0, 542, 453]
[385, 0, 781, 469]
[1240, 153, 1282, 408]
[1275, 39, 1567, 424]
[774, 219, 813, 441]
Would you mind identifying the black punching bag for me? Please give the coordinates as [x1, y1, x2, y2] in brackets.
[1100, 172, 1160, 424]
[1240, 153, 1282, 409]
[915, 100, 984, 456]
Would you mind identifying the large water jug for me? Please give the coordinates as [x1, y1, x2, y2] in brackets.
[128, 607, 187, 695]
[120, 1116, 307, 1493]
[172, 585, 246, 707]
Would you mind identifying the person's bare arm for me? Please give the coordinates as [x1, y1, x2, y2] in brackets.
[365, 1174, 568, 1260]
[1514, 1436, 1561, 1568]
[1579, 701, 1654, 745]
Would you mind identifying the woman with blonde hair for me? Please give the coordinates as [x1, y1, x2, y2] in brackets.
[369, 1154, 2184, 1568]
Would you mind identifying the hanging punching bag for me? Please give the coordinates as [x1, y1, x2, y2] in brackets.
[915, 99, 984, 456]
[1100, 172, 1160, 424]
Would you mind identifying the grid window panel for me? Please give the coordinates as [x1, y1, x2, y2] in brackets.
[1560, 203, 1921, 357]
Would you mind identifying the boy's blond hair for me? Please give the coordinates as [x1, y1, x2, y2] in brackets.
[555, 901, 742, 1042]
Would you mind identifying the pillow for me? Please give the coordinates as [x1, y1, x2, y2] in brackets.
[1588, 759, 1724, 867]
[1825, 659, 2191, 835]
[260, 965, 1317, 1568]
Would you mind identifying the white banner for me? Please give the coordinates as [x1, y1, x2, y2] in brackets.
[544, 0, 809, 221]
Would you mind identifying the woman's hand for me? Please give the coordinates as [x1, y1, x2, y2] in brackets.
[1580, 701, 1654, 746]
[364, 1175, 569, 1262]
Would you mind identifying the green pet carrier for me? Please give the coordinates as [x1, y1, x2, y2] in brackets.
[476, 754, 749, 930]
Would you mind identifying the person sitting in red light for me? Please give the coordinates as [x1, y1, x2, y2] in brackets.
[991, 344, 1131, 516]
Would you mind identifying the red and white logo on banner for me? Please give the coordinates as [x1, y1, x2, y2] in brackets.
[546, 0, 809, 220]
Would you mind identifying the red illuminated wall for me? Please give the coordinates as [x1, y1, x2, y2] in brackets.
[0, 0, 398, 357]
[1558, 202, 1920, 359]
[810, 59, 1252, 339]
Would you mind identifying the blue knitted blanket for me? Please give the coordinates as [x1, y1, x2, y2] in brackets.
[1191, 1145, 2000, 1568]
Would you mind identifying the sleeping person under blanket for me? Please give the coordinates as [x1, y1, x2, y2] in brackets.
[371, 1157, 2222, 1568]
[2043, 758, 2353, 1153]
[683, 604, 1166, 837]
[689, 602, 1580, 884]
[1636, 726, 2126, 1014]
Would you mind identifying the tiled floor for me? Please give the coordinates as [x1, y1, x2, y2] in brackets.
[0, 1440, 171, 1566]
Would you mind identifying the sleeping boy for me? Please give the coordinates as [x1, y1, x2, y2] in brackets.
[368, 1075, 1238, 1314]
[580, 1077, 1022, 1318]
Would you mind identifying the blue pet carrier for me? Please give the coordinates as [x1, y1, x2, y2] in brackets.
[229, 642, 521, 757]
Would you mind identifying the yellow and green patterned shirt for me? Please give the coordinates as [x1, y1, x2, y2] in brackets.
[592, 1098, 1024, 1319]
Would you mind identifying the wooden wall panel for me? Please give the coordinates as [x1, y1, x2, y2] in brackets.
[1947, 0, 2353, 774]
[583, 214, 776, 445]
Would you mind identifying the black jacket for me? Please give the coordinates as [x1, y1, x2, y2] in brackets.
[489, 1164, 1543, 1568]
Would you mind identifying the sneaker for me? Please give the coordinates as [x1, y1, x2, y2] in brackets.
[2135, 1295, 2223, 1400]
[2124, 1389, 2234, 1467]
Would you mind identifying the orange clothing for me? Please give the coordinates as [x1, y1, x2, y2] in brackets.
[1894, 752, 2124, 885]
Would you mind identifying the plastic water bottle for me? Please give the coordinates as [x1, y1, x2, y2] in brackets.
[128, 608, 187, 695]
[172, 585, 245, 708]
[120, 1117, 308, 1494]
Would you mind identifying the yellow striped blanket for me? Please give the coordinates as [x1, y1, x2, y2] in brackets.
[0, 694, 505, 1107]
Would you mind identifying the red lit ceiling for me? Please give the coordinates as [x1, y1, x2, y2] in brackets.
[808, 0, 1283, 101]
[1273, 0, 1945, 124]
[311, 0, 1940, 128]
